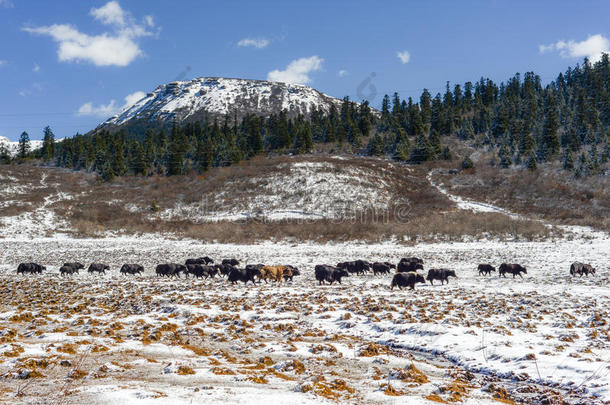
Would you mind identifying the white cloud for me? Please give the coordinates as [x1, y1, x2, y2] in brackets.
[0, 0, 13, 8]
[77, 90, 146, 117]
[0, 60, 6, 67]
[90, 1, 125, 26]
[32, 63, 40, 72]
[23, 1, 155, 67]
[237, 38, 269, 49]
[267, 56, 323, 85]
[123, 90, 146, 107]
[338, 69, 348, 77]
[397, 50, 410, 64]
[539, 34, 609, 63]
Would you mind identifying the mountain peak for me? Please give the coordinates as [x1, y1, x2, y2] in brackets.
[98, 77, 354, 132]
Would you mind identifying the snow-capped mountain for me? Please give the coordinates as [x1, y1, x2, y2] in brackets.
[0, 136, 43, 157]
[97, 77, 361, 131]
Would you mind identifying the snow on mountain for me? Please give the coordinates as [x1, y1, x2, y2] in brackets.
[0, 136, 43, 157]
[98, 77, 364, 130]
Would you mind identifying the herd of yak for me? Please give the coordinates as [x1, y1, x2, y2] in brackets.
[13, 257, 597, 290]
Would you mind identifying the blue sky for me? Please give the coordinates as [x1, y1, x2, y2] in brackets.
[0, 0, 609, 141]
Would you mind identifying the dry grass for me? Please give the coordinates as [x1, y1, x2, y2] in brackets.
[437, 163, 610, 232]
[0, 155, 558, 242]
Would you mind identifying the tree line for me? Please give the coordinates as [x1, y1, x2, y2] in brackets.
[7, 55, 610, 178]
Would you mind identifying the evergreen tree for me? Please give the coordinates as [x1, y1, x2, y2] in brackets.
[410, 133, 433, 163]
[540, 90, 560, 159]
[518, 132, 536, 155]
[294, 122, 313, 154]
[440, 146, 452, 160]
[562, 149, 574, 170]
[167, 121, 187, 175]
[428, 129, 441, 157]
[461, 155, 474, 169]
[0, 143, 10, 163]
[367, 133, 385, 156]
[526, 152, 537, 170]
[18, 131, 30, 159]
[130, 141, 147, 175]
[499, 143, 512, 168]
[41, 126, 55, 162]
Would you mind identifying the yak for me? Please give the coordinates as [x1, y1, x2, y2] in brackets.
[400, 257, 423, 264]
[283, 265, 300, 281]
[314, 265, 349, 285]
[60, 265, 78, 276]
[426, 268, 457, 285]
[120, 264, 144, 275]
[222, 258, 240, 267]
[260, 266, 292, 285]
[17, 263, 45, 274]
[478, 264, 495, 276]
[63, 262, 84, 271]
[336, 260, 370, 275]
[88, 263, 109, 274]
[372, 262, 394, 275]
[155, 263, 187, 278]
[227, 267, 260, 285]
[570, 262, 596, 277]
[498, 263, 527, 278]
[397, 260, 424, 272]
[391, 272, 426, 290]
[186, 264, 217, 279]
[216, 263, 236, 277]
[185, 257, 214, 266]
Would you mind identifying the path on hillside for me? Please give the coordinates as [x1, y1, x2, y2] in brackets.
[427, 169, 610, 241]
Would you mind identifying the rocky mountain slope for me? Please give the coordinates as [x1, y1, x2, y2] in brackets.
[0, 136, 43, 157]
[96, 77, 356, 133]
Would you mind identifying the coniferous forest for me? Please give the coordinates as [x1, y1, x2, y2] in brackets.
[10, 55, 610, 180]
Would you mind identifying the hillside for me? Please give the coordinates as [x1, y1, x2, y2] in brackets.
[44, 56, 609, 183]
[0, 155, 563, 242]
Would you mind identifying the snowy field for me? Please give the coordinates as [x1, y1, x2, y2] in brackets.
[0, 229, 608, 404]
[0, 169, 608, 404]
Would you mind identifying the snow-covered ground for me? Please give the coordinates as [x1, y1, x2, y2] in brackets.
[0, 167, 608, 404]
[156, 160, 398, 222]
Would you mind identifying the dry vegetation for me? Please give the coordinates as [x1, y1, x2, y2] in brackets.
[0, 267, 602, 404]
[0, 155, 556, 242]
[436, 163, 610, 232]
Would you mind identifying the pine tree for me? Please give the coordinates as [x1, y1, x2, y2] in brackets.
[562, 149, 574, 170]
[367, 133, 385, 156]
[461, 156, 474, 169]
[130, 141, 147, 175]
[526, 152, 537, 170]
[167, 120, 186, 175]
[18, 131, 30, 159]
[111, 137, 126, 176]
[540, 91, 560, 159]
[518, 132, 536, 155]
[499, 143, 512, 168]
[101, 161, 115, 182]
[0, 143, 10, 163]
[41, 126, 55, 162]
[294, 122, 313, 154]
[410, 133, 433, 163]
[428, 129, 441, 158]
[440, 146, 452, 160]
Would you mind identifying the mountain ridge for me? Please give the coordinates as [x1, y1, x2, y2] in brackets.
[95, 77, 363, 133]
